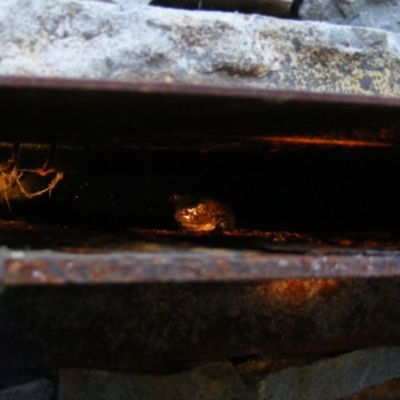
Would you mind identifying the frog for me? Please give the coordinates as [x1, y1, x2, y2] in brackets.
[170, 194, 235, 232]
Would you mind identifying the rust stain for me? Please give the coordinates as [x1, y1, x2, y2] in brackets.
[256, 279, 339, 306]
[253, 136, 394, 147]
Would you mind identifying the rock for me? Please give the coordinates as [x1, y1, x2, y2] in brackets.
[56, 348, 400, 399]
[0, 379, 54, 400]
[342, 377, 400, 399]
[59, 362, 247, 400]
[299, 0, 400, 34]
[259, 347, 400, 400]
[0, 0, 399, 96]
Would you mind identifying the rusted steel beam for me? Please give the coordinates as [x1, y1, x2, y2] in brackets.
[0, 77, 400, 148]
[2, 248, 400, 285]
[1, 76, 400, 107]
[0, 224, 398, 283]
[1, 279, 400, 370]
[0, 78, 400, 370]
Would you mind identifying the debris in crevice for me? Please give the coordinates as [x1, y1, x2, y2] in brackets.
[0, 169, 64, 212]
[16, 171, 64, 199]
[0, 169, 17, 212]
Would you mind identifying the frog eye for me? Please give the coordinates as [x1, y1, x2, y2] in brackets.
[170, 194, 180, 203]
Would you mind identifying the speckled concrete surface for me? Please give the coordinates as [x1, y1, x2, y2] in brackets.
[0, 0, 399, 96]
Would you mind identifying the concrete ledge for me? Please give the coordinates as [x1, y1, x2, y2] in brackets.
[0, 0, 399, 96]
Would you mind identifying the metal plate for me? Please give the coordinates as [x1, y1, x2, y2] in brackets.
[1, 76, 400, 148]
[1, 78, 400, 368]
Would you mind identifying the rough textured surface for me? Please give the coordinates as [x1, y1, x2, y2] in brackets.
[299, 0, 400, 34]
[343, 377, 400, 399]
[4, 281, 400, 370]
[57, 349, 400, 399]
[0, 379, 54, 400]
[0, 0, 399, 96]
[59, 363, 246, 400]
[259, 347, 400, 400]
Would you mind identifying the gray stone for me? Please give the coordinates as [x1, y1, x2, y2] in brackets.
[259, 347, 400, 400]
[299, 0, 400, 34]
[59, 362, 247, 400]
[342, 377, 400, 399]
[56, 348, 400, 399]
[0, 0, 399, 96]
[0, 379, 54, 400]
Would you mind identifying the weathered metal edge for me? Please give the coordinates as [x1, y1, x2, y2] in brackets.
[2, 248, 400, 284]
[1, 76, 400, 108]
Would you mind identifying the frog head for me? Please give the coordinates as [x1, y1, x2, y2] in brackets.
[170, 194, 217, 231]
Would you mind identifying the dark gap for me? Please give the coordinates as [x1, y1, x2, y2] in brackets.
[0, 145, 399, 242]
[149, 0, 294, 17]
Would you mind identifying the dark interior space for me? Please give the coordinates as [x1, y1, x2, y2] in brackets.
[1, 81, 400, 400]
[1, 145, 399, 237]
[1, 79, 400, 249]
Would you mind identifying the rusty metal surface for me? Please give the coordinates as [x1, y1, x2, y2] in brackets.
[1, 279, 400, 369]
[1, 76, 400, 149]
[2, 78, 400, 370]
[0, 78, 399, 278]
[2, 75, 400, 107]
[0, 225, 400, 283]
[4, 248, 400, 284]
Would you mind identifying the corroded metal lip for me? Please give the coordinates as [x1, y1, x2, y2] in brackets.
[1, 75, 400, 106]
[1, 76, 400, 148]
[1, 247, 400, 285]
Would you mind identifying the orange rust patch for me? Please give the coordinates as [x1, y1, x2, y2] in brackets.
[256, 279, 339, 305]
[253, 136, 393, 148]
